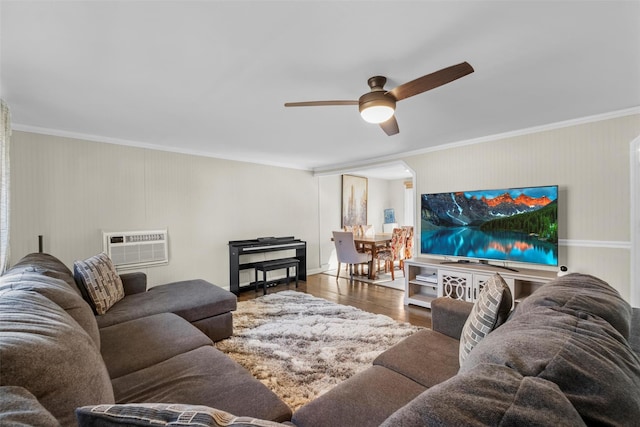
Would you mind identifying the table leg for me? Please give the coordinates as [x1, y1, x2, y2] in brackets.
[368, 246, 377, 280]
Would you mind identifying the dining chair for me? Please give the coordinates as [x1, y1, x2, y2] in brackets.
[342, 225, 359, 273]
[362, 224, 375, 237]
[376, 227, 406, 280]
[344, 224, 364, 237]
[344, 225, 371, 273]
[333, 231, 372, 282]
[402, 225, 414, 269]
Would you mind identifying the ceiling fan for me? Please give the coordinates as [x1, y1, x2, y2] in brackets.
[284, 62, 474, 136]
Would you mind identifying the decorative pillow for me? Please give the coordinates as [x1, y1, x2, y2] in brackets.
[75, 404, 289, 427]
[74, 253, 124, 315]
[459, 273, 512, 366]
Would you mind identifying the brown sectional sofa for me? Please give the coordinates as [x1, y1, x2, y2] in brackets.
[293, 274, 640, 426]
[0, 253, 292, 426]
[1, 251, 639, 426]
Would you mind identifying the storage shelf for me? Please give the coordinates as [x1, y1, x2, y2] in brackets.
[409, 279, 437, 288]
[410, 290, 436, 300]
[404, 292, 436, 308]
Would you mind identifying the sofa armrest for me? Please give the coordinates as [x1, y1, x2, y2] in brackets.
[119, 272, 147, 295]
[431, 297, 473, 340]
[630, 307, 640, 358]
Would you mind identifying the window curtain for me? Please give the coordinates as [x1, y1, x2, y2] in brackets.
[0, 99, 11, 274]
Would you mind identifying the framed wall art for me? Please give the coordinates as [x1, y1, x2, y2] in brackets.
[384, 208, 396, 224]
[342, 174, 368, 227]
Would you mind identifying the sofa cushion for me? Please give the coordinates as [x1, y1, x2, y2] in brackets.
[192, 311, 234, 342]
[373, 329, 459, 388]
[0, 289, 114, 426]
[76, 403, 290, 427]
[380, 363, 586, 427]
[0, 386, 59, 427]
[3, 252, 81, 294]
[459, 273, 512, 365]
[430, 297, 473, 339]
[0, 271, 101, 350]
[100, 313, 213, 379]
[461, 274, 640, 425]
[111, 346, 291, 423]
[74, 252, 125, 315]
[95, 279, 237, 329]
[517, 273, 632, 339]
[292, 365, 426, 427]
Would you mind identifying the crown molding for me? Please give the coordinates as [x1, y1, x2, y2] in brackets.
[313, 106, 640, 175]
[10, 124, 310, 171]
[12, 106, 639, 174]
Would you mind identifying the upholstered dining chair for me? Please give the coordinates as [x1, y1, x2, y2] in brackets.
[376, 227, 406, 281]
[342, 225, 364, 273]
[333, 231, 372, 282]
[402, 225, 415, 269]
[362, 224, 375, 237]
[345, 225, 374, 270]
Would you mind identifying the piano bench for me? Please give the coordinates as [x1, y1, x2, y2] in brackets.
[254, 258, 300, 295]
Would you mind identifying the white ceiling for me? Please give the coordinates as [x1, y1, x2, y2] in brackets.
[1, 1, 639, 174]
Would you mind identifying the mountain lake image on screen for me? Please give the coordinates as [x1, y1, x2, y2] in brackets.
[420, 185, 558, 267]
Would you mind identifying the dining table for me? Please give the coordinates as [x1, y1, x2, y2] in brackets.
[353, 233, 392, 279]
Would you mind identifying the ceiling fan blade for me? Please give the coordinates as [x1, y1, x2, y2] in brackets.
[379, 116, 399, 136]
[284, 100, 358, 107]
[389, 62, 474, 101]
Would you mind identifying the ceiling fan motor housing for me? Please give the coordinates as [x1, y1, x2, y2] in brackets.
[358, 90, 396, 112]
[359, 87, 396, 123]
[359, 75, 396, 115]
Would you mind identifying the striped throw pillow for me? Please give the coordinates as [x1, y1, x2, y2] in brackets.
[459, 273, 512, 366]
[75, 404, 289, 427]
[73, 253, 124, 315]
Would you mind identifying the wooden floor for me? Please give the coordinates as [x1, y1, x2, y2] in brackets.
[237, 272, 432, 328]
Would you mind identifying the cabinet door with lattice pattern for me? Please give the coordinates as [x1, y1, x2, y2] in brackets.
[438, 270, 472, 301]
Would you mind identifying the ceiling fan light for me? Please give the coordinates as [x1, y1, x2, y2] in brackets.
[360, 105, 395, 124]
[359, 91, 396, 124]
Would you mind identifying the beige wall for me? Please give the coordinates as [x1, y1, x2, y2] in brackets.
[10, 131, 321, 289]
[10, 113, 640, 301]
[365, 177, 406, 232]
[403, 114, 640, 300]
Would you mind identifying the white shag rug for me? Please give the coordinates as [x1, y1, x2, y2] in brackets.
[215, 291, 422, 411]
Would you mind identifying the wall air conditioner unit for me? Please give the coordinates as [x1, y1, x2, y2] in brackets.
[103, 229, 168, 269]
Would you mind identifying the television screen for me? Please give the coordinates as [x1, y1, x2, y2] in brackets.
[420, 185, 558, 267]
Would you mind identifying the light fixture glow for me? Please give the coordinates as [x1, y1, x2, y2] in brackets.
[358, 90, 396, 124]
[360, 106, 395, 124]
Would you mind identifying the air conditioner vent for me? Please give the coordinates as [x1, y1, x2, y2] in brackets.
[103, 229, 168, 269]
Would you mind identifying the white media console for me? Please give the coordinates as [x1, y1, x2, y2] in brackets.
[404, 258, 558, 308]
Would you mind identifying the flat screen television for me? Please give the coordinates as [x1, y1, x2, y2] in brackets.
[420, 185, 558, 269]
